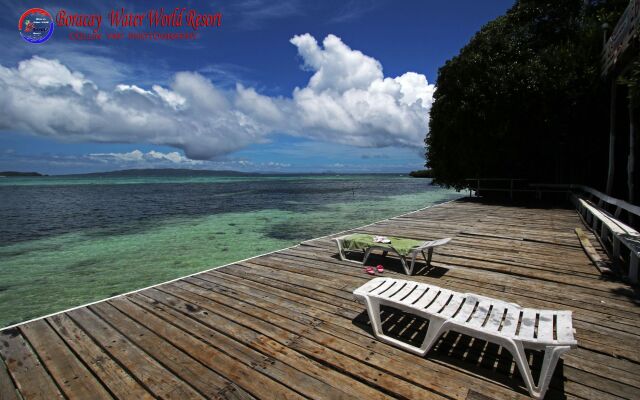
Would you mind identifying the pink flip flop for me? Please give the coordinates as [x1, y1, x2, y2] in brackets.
[376, 264, 384, 273]
[364, 266, 375, 275]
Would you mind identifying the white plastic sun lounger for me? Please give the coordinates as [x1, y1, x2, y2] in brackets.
[334, 234, 451, 275]
[354, 278, 577, 399]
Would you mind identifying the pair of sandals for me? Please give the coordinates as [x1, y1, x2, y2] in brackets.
[364, 264, 384, 275]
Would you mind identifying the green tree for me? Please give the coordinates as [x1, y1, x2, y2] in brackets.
[426, 0, 629, 190]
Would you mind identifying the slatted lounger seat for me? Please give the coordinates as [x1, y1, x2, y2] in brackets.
[353, 277, 577, 399]
[334, 233, 452, 275]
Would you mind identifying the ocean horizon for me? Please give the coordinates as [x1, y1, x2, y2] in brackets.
[0, 174, 462, 328]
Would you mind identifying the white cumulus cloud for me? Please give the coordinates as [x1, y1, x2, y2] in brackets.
[288, 34, 435, 148]
[0, 57, 268, 159]
[0, 34, 435, 160]
[89, 150, 203, 165]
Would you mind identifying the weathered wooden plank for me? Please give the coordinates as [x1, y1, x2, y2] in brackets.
[283, 244, 640, 325]
[20, 319, 113, 399]
[163, 280, 532, 400]
[0, 328, 64, 399]
[564, 365, 640, 400]
[576, 228, 613, 274]
[194, 274, 361, 335]
[127, 292, 388, 400]
[155, 283, 456, 400]
[47, 313, 155, 400]
[184, 274, 534, 400]
[0, 352, 19, 400]
[90, 301, 261, 400]
[229, 240, 640, 361]
[107, 296, 342, 400]
[254, 247, 640, 343]
[67, 307, 205, 400]
[222, 263, 362, 312]
[285, 247, 640, 362]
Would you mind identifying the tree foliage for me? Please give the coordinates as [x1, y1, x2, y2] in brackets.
[409, 169, 433, 178]
[426, 0, 629, 190]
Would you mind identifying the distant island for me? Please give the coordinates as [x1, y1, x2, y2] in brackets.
[63, 168, 260, 178]
[0, 171, 45, 177]
[0, 168, 425, 178]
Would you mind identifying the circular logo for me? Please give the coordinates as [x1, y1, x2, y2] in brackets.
[19, 8, 54, 44]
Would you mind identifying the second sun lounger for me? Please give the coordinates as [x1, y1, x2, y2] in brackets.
[353, 277, 577, 399]
[334, 233, 451, 275]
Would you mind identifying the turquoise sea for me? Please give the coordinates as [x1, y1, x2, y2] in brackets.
[0, 174, 462, 327]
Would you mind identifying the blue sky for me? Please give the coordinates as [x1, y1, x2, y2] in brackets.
[0, 0, 514, 174]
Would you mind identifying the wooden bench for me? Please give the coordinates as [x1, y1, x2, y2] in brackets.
[575, 197, 640, 282]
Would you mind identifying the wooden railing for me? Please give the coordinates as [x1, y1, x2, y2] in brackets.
[466, 180, 638, 219]
[571, 185, 640, 222]
[602, 0, 640, 77]
[464, 178, 567, 200]
[465, 178, 640, 282]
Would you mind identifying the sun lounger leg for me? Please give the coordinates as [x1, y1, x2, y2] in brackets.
[410, 253, 418, 274]
[335, 238, 369, 265]
[335, 239, 347, 261]
[400, 253, 417, 275]
[534, 345, 571, 400]
[427, 248, 434, 265]
[399, 256, 410, 275]
[363, 247, 373, 265]
[364, 297, 443, 355]
[418, 319, 446, 356]
[363, 297, 384, 336]
[503, 340, 538, 398]
[502, 340, 568, 399]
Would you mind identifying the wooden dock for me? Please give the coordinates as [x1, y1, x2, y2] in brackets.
[1, 199, 639, 399]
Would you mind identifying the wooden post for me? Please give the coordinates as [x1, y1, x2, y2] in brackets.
[606, 80, 617, 196]
[628, 96, 636, 214]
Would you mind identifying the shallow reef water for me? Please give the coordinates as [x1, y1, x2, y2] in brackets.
[0, 175, 462, 327]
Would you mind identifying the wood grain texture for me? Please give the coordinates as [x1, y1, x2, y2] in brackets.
[1, 198, 638, 400]
[20, 319, 113, 399]
[575, 228, 612, 274]
[47, 313, 155, 400]
[0, 351, 18, 400]
[0, 328, 64, 399]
